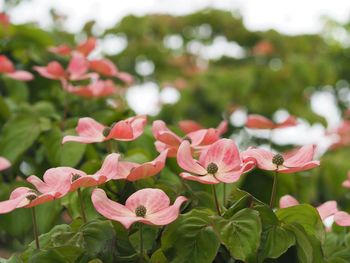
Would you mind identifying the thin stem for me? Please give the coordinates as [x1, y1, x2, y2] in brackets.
[31, 207, 40, 249]
[139, 223, 144, 263]
[60, 89, 68, 131]
[77, 188, 87, 223]
[269, 170, 278, 208]
[212, 185, 221, 216]
[223, 183, 226, 207]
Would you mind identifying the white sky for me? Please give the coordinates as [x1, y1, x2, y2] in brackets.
[2, 0, 350, 35]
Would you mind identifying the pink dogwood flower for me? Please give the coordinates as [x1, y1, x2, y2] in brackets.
[0, 157, 10, 171]
[178, 120, 228, 136]
[246, 114, 297, 130]
[116, 150, 168, 181]
[152, 120, 220, 157]
[28, 153, 120, 192]
[0, 55, 33, 81]
[242, 145, 319, 173]
[48, 37, 97, 57]
[279, 195, 350, 227]
[48, 44, 72, 56]
[33, 61, 66, 80]
[177, 139, 255, 184]
[66, 79, 118, 98]
[91, 188, 187, 229]
[62, 115, 147, 144]
[341, 171, 350, 189]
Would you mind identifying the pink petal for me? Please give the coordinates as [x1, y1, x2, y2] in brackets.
[178, 120, 203, 133]
[26, 193, 56, 207]
[0, 157, 10, 171]
[0, 55, 15, 73]
[6, 70, 33, 81]
[91, 188, 137, 229]
[215, 161, 255, 183]
[342, 180, 350, 189]
[246, 114, 274, 129]
[67, 53, 89, 80]
[201, 139, 241, 172]
[334, 211, 350, 226]
[67, 80, 117, 98]
[89, 59, 118, 77]
[279, 195, 299, 208]
[152, 120, 182, 145]
[177, 141, 207, 175]
[216, 120, 228, 136]
[276, 116, 298, 129]
[48, 44, 72, 56]
[125, 188, 170, 214]
[317, 201, 338, 220]
[155, 141, 178, 157]
[34, 61, 65, 80]
[94, 153, 120, 180]
[108, 116, 147, 141]
[179, 172, 220, 184]
[115, 71, 133, 84]
[126, 150, 168, 181]
[146, 196, 187, 225]
[283, 145, 317, 167]
[241, 147, 276, 171]
[0, 187, 31, 214]
[76, 37, 96, 56]
[116, 161, 138, 179]
[278, 161, 320, 174]
[62, 117, 106, 144]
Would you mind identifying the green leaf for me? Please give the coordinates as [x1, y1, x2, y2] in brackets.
[0, 115, 41, 162]
[212, 208, 262, 262]
[161, 209, 219, 263]
[43, 127, 86, 166]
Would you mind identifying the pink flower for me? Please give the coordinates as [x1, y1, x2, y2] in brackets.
[152, 120, 219, 157]
[342, 171, 350, 189]
[0, 187, 58, 214]
[246, 114, 297, 129]
[0, 157, 10, 171]
[75, 37, 97, 57]
[91, 188, 187, 229]
[66, 79, 118, 98]
[89, 59, 134, 84]
[0, 55, 33, 81]
[279, 195, 350, 227]
[177, 139, 255, 184]
[28, 153, 120, 192]
[242, 145, 319, 173]
[0, 12, 10, 28]
[62, 115, 147, 144]
[116, 150, 168, 181]
[178, 120, 228, 136]
[329, 120, 350, 149]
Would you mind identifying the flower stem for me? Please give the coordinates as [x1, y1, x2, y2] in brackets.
[223, 183, 226, 207]
[212, 185, 221, 216]
[31, 207, 40, 249]
[269, 170, 278, 208]
[139, 223, 144, 263]
[77, 188, 87, 223]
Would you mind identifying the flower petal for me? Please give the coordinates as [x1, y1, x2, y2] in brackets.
[67, 53, 89, 80]
[91, 189, 137, 229]
[179, 172, 219, 184]
[241, 147, 275, 171]
[279, 195, 299, 208]
[278, 161, 320, 174]
[178, 120, 203, 133]
[89, 59, 118, 77]
[317, 201, 338, 221]
[152, 120, 182, 146]
[62, 117, 105, 144]
[0, 157, 10, 171]
[125, 188, 170, 214]
[283, 145, 317, 167]
[146, 196, 187, 225]
[6, 70, 33, 81]
[246, 114, 274, 129]
[0, 187, 31, 214]
[334, 211, 350, 226]
[127, 150, 168, 181]
[76, 37, 96, 56]
[177, 141, 207, 175]
[94, 153, 120, 180]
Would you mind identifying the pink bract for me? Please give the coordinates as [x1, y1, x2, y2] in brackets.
[91, 188, 187, 229]
[66, 79, 118, 98]
[242, 145, 320, 173]
[0, 157, 11, 171]
[116, 150, 168, 181]
[34, 61, 66, 80]
[246, 114, 297, 130]
[152, 120, 220, 157]
[62, 115, 147, 144]
[177, 139, 255, 184]
[279, 195, 350, 226]
[178, 120, 228, 136]
[0, 55, 33, 81]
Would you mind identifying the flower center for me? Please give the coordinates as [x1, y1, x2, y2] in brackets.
[71, 174, 81, 182]
[272, 154, 284, 166]
[135, 205, 147, 217]
[182, 136, 192, 144]
[207, 162, 218, 175]
[103, 127, 111, 137]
